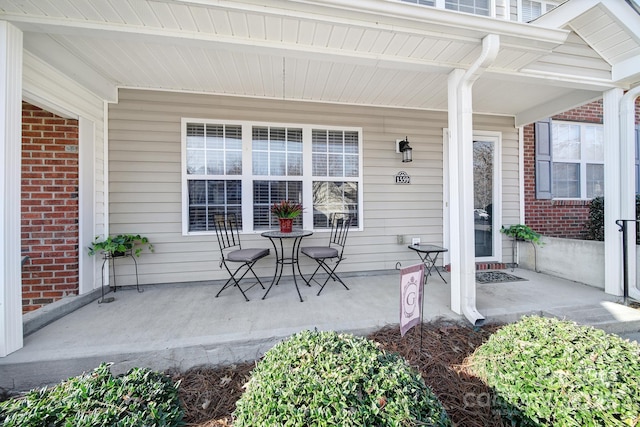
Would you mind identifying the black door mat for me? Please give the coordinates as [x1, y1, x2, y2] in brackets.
[476, 271, 527, 284]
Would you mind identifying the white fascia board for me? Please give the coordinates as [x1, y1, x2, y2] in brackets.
[23, 33, 117, 103]
[514, 90, 603, 126]
[532, 0, 602, 28]
[536, 0, 640, 44]
[612, 55, 640, 83]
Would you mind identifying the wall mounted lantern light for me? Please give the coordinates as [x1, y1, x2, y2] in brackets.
[396, 137, 413, 162]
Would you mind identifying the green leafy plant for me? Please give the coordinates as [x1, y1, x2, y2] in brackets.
[270, 200, 303, 219]
[470, 316, 640, 426]
[0, 363, 183, 426]
[500, 224, 542, 245]
[586, 196, 605, 241]
[586, 195, 640, 244]
[88, 234, 154, 257]
[234, 329, 452, 426]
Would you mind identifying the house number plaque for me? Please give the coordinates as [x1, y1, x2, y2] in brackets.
[395, 171, 411, 184]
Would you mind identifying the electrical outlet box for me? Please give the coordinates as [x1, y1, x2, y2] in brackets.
[396, 235, 404, 244]
[412, 237, 421, 246]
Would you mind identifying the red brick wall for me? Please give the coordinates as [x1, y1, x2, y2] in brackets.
[21, 102, 79, 313]
[524, 98, 640, 239]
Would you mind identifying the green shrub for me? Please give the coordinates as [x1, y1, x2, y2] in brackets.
[0, 363, 183, 426]
[470, 316, 640, 426]
[586, 195, 640, 244]
[234, 329, 451, 426]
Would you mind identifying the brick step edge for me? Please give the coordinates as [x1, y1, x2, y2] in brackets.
[443, 263, 509, 272]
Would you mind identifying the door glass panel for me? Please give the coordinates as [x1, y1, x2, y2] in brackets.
[474, 140, 494, 257]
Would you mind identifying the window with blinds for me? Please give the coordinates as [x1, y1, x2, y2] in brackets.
[445, 0, 490, 16]
[252, 126, 304, 230]
[185, 123, 242, 231]
[521, 0, 559, 23]
[551, 122, 603, 199]
[399, 0, 436, 6]
[182, 119, 362, 234]
[312, 130, 360, 228]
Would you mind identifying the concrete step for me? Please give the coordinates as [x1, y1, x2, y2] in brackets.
[545, 301, 640, 335]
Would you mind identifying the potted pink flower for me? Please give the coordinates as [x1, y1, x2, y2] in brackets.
[271, 200, 303, 232]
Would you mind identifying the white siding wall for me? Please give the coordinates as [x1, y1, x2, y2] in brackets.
[108, 89, 520, 285]
[495, 0, 509, 19]
[509, 0, 519, 21]
[22, 51, 107, 292]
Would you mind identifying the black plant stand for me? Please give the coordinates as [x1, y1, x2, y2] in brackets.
[99, 250, 142, 303]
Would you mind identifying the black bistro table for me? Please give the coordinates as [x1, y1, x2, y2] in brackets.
[261, 229, 313, 302]
[407, 244, 448, 284]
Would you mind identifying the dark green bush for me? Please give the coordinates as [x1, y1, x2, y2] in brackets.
[0, 363, 183, 426]
[234, 329, 451, 426]
[470, 316, 640, 426]
[586, 195, 640, 244]
[586, 196, 605, 241]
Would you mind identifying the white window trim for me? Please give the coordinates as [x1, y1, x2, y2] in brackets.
[181, 118, 364, 235]
[551, 120, 604, 200]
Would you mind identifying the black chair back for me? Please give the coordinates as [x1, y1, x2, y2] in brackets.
[213, 213, 241, 252]
[329, 213, 352, 253]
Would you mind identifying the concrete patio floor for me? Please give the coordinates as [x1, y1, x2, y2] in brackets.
[2, 267, 640, 392]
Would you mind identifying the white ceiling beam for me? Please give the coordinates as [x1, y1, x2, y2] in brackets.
[514, 90, 603, 126]
[23, 33, 117, 102]
[489, 67, 621, 91]
[612, 55, 640, 83]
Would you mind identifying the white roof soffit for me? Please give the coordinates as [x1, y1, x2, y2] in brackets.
[534, 0, 640, 85]
[0, 0, 628, 117]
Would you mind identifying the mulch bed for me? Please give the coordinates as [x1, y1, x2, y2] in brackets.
[171, 319, 506, 427]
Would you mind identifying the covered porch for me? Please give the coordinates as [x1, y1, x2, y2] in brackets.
[1, 0, 640, 359]
[2, 267, 640, 392]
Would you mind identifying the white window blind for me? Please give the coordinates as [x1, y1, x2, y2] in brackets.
[186, 123, 242, 231]
[312, 129, 360, 228]
[252, 125, 304, 230]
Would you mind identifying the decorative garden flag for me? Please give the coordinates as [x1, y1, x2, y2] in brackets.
[400, 263, 424, 337]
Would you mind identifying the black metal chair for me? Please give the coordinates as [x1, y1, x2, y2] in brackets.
[300, 213, 352, 295]
[213, 214, 270, 301]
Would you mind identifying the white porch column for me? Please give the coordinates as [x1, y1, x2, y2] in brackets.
[0, 21, 23, 357]
[447, 69, 464, 316]
[447, 34, 499, 326]
[620, 86, 640, 300]
[603, 88, 623, 296]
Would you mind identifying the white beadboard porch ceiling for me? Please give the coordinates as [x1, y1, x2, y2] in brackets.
[2, 0, 639, 125]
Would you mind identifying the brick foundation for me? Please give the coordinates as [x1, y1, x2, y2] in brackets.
[444, 262, 508, 271]
[21, 102, 79, 313]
